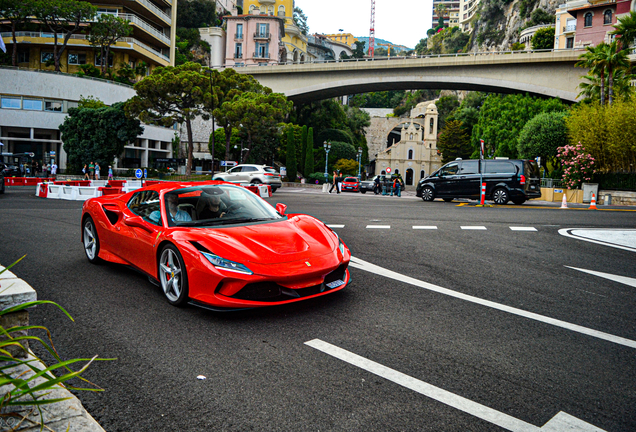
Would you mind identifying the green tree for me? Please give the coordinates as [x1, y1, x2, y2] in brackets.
[177, 0, 217, 28]
[435, 3, 448, 28]
[224, 92, 291, 163]
[436, 95, 460, 130]
[78, 95, 107, 109]
[299, 125, 308, 174]
[304, 127, 315, 175]
[577, 67, 635, 103]
[60, 103, 143, 173]
[293, 7, 309, 35]
[438, 120, 471, 163]
[351, 41, 366, 58]
[209, 128, 237, 162]
[0, 0, 36, 66]
[576, 42, 632, 105]
[175, 27, 211, 66]
[126, 62, 209, 175]
[35, 0, 96, 72]
[286, 127, 297, 181]
[334, 159, 358, 175]
[517, 111, 569, 170]
[88, 14, 132, 75]
[531, 26, 555, 50]
[609, 11, 636, 51]
[471, 93, 566, 158]
[415, 38, 428, 55]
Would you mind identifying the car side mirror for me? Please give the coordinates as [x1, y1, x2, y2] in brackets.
[275, 203, 287, 215]
[123, 215, 152, 231]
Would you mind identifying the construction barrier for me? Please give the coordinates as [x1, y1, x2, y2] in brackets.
[99, 187, 124, 195]
[58, 186, 76, 200]
[36, 183, 48, 198]
[47, 184, 62, 199]
[241, 183, 271, 198]
[75, 187, 101, 201]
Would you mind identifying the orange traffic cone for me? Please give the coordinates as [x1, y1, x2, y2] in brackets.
[589, 193, 598, 210]
[560, 193, 568, 209]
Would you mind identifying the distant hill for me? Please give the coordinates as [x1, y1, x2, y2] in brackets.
[354, 36, 413, 52]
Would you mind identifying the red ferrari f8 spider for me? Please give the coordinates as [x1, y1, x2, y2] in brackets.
[81, 182, 350, 309]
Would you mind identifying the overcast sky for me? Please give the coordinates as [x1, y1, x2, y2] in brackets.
[294, 0, 433, 49]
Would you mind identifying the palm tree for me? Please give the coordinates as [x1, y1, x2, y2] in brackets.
[576, 44, 608, 105]
[599, 42, 631, 104]
[609, 11, 636, 51]
[577, 68, 635, 102]
[435, 4, 448, 28]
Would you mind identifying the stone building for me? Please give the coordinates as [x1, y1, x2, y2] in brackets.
[370, 102, 442, 186]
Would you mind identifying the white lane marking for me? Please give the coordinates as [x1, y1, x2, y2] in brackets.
[305, 339, 606, 432]
[366, 225, 391, 229]
[327, 224, 345, 229]
[510, 227, 537, 231]
[558, 228, 636, 253]
[566, 266, 636, 289]
[349, 256, 636, 349]
[413, 226, 438, 230]
[461, 226, 487, 230]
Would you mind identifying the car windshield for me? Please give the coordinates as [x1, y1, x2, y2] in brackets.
[344, 177, 357, 182]
[164, 184, 283, 227]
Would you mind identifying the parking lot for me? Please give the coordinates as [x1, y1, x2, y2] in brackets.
[1, 186, 635, 431]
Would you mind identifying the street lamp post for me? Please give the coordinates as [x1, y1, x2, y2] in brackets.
[357, 147, 363, 178]
[323, 141, 331, 183]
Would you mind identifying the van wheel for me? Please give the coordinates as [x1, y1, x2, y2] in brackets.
[360, 189, 366, 194]
[493, 188, 510, 205]
[443, 198, 454, 202]
[512, 198, 526, 205]
[421, 186, 435, 201]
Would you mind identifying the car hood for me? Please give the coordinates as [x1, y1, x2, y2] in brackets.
[182, 215, 338, 264]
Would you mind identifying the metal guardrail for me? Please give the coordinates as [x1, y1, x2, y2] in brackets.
[541, 178, 565, 188]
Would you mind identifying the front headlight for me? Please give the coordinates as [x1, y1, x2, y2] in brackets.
[201, 251, 253, 275]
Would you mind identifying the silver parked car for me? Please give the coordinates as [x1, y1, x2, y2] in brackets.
[212, 164, 282, 192]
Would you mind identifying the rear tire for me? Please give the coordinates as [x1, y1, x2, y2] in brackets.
[421, 186, 435, 202]
[251, 179, 262, 185]
[83, 216, 100, 264]
[492, 188, 510, 205]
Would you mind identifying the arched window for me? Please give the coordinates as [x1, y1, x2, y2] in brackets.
[420, 170, 425, 179]
[278, 5, 285, 15]
[604, 9, 612, 24]
[408, 149, 413, 160]
[394, 169, 399, 174]
[268, 5, 274, 15]
[584, 12, 593, 27]
[409, 133, 413, 140]
[429, 118, 434, 134]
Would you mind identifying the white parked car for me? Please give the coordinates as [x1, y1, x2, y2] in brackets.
[213, 164, 282, 192]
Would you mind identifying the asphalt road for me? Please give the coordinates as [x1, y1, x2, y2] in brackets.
[1, 186, 635, 432]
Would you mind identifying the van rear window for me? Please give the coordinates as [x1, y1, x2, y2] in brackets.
[484, 161, 515, 174]
[524, 161, 540, 178]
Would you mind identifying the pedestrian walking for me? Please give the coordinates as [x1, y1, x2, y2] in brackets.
[94, 163, 100, 180]
[373, 176, 381, 194]
[82, 164, 89, 180]
[108, 165, 114, 181]
[336, 172, 343, 193]
[329, 170, 338, 194]
[89, 161, 95, 180]
[51, 161, 57, 179]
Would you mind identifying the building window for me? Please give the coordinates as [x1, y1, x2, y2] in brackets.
[249, 5, 256, 14]
[566, 37, 574, 48]
[95, 53, 114, 67]
[68, 52, 87, 65]
[235, 43, 242, 59]
[603, 9, 612, 24]
[1, 96, 21, 109]
[420, 170, 425, 179]
[41, 51, 54, 64]
[408, 149, 414, 160]
[256, 42, 269, 58]
[17, 51, 29, 63]
[267, 5, 273, 14]
[45, 100, 63, 112]
[23, 98, 43, 111]
[429, 118, 434, 134]
[278, 5, 285, 15]
[584, 12, 593, 27]
[258, 23, 269, 37]
[236, 23, 243, 39]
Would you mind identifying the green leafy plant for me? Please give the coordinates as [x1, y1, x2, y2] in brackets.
[0, 256, 112, 430]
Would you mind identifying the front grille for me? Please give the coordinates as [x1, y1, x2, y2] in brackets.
[230, 264, 348, 302]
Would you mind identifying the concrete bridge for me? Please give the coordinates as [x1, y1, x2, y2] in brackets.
[237, 50, 588, 103]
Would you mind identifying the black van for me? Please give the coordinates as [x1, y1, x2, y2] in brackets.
[415, 159, 541, 204]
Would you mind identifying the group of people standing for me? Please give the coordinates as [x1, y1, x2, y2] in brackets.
[82, 162, 101, 180]
[374, 175, 404, 197]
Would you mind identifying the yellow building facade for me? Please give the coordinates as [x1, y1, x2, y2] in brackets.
[242, 0, 308, 63]
[1, 0, 177, 75]
[324, 33, 358, 47]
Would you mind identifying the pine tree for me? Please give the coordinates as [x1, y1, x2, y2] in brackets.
[300, 125, 308, 175]
[286, 127, 297, 181]
[305, 127, 314, 175]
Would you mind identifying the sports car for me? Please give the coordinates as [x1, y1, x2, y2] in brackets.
[81, 181, 351, 310]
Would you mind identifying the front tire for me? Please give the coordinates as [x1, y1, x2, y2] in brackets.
[421, 186, 435, 202]
[83, 216, 100, 264]
[493, 188, 510, 205]
[158, 244, 189, 306]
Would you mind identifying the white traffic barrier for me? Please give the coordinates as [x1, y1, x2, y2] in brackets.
[258, 185, 271, 198]
[122, 180, 142, 193]
[35, 183, 43, 197]
[91, 180, 107, 187]
[47, 184, 62, 199]
[75, 187, 101, 200]
[59, 186, 76, 200]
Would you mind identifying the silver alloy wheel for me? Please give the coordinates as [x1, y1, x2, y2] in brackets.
[159, 248, 183, 303]
[83, 219, 97, 261]
[493, 188, 509, 205]
[422, 186, 435, 201]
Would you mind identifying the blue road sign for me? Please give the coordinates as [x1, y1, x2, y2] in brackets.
[144, 168, 147, 178]
[135, 168, 143, 179]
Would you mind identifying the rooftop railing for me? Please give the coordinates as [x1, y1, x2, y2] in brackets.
[125, 0, 171, 24]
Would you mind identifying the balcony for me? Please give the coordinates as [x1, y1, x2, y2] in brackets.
[113, 13, 170, 46]
[563, 24, 576, 33]
[234, 53, 243, 59]
[125, 0, 171, 25]
[253, 52, 269, 59]
[234, 33, 243, 41]
[253, 32, 271, 40]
